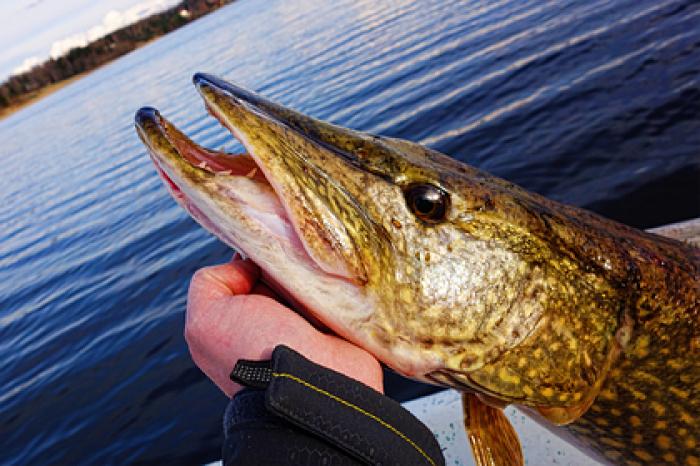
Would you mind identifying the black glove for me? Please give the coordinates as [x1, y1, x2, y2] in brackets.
[223, 345, 445, 466]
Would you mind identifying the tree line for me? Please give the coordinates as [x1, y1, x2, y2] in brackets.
[0, 0, 230, 110]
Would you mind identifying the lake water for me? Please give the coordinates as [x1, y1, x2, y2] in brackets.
[1, 0, 698, 463]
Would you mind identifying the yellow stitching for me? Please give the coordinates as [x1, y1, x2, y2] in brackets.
[272, 372, 436, 466]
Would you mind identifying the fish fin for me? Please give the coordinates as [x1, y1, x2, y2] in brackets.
[534, 376, 604, 425]
[535, 398, 594, 425]
[462, 392, 524, 466]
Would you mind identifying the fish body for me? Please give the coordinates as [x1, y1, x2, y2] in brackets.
[135, 74, 699, 465]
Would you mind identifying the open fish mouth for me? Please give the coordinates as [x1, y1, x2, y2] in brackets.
[134, 104, 309, 274]
[134, 73, 391, 361]
[136, 73, 365, 283]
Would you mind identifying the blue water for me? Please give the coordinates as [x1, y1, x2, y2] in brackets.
[1, 0, 699, 463]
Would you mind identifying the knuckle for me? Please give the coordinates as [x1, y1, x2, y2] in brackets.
[183, 318, 196, 343]
[189, 268, 209, 290]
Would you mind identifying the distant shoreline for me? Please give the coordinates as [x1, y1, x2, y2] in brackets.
[0, 39, 154, 121]
[0, 70, 90, 121]
[0, 0, 231, 122]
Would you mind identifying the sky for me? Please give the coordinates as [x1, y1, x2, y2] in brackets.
[0, 0, 181, 81]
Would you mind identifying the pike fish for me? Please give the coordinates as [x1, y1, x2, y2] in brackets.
[135, 74, 699, 466]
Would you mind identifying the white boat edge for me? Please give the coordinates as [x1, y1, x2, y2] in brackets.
[648, 217, 700, 247]
[203, 388, 603, 466]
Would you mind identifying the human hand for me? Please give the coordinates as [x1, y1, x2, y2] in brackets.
[185, 257, 384, 397]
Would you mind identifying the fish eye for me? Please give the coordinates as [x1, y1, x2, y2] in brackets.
[404, 183, 449, 223]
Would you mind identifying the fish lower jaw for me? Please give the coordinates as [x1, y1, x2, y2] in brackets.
[171, 173, 375, 342]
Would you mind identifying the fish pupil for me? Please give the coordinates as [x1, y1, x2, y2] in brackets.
[415, 197, 435, 214]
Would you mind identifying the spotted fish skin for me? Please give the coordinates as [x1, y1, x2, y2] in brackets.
[136, 75, 699, 465]
[450, 201, 700, 465]
[422, 193, 700, 465]
[570, 340, 699, 466]
[556, 229, 699, 465]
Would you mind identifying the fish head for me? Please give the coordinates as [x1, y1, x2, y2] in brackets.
[136, 74, 622, 412]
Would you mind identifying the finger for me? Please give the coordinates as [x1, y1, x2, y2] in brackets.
[187, 294, 314, 397]
[188, 259, 260, 311]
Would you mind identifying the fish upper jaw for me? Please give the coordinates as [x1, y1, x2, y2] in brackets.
[193, 73, 373, 285]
